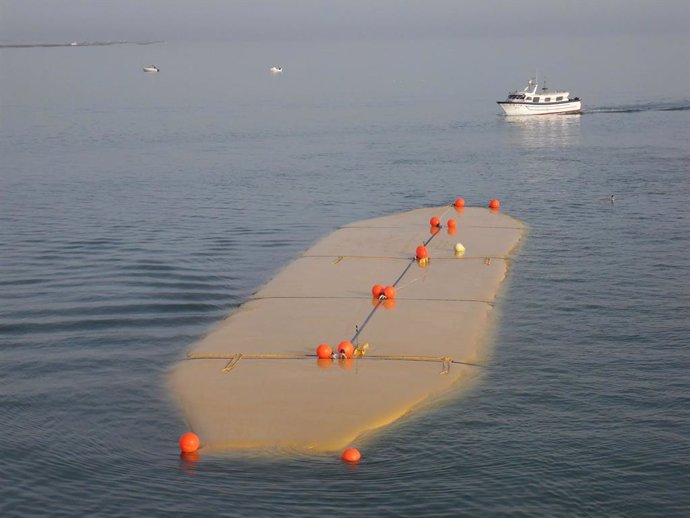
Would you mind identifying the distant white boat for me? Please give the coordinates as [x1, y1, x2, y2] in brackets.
[70, 42, 79, 46]
[143, 66, 159, 73]
[269, 66, 283, 73]
[497, 78, 582, 116]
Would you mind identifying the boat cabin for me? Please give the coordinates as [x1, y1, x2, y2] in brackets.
[504, 80, 573, 104]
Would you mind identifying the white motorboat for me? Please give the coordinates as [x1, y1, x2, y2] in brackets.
[497, 79, 581, 115]
[143, 66, 159, 73]
[269, 66, 283, 73]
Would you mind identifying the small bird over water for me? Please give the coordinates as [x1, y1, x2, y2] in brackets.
[610, 194, 615, 203]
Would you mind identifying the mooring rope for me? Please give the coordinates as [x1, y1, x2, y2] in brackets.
[351, 205, 452, 344]
[186, 351, 486, 375]
[247, 294, 495, 304]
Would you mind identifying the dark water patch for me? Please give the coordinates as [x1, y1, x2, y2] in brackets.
[0, 273, 237, 295]
[0, 277, 51, 287]
[1, 301, 224, 320]
[60, 238, 126, 248]
[0, 313, 224, 336]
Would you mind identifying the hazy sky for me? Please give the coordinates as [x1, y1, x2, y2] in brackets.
[1, 0, 689, 43]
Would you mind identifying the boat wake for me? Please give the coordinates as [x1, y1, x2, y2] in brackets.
[587, 101, 690, 114]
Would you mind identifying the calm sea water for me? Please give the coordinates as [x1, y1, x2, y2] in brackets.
[1, 39, 689, 517]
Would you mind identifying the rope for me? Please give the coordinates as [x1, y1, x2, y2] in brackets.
[186, 352, 486, 375]
[248, 295, 495, 304]
[299, 254, 509, 261]
[351, 301, 382, 343]
[302, 254, 411, 260]
[351, 205, 452, 343]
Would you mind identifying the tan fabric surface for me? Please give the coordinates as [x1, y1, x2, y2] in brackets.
[169, 206, 525, 452]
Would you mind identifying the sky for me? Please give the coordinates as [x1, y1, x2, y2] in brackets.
[1, 0, 689, 43]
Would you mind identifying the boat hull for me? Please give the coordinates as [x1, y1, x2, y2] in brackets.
[497, 100, 581, 116]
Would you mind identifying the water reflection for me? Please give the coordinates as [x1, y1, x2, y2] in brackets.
[179, 451, 200, 475]
[503, 114, 581, 149]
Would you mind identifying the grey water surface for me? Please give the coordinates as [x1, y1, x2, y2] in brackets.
[1, 39, 689, 517]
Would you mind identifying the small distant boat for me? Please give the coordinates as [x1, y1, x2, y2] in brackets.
[70, 42, 79, 46]
[497, 78, 582, 116]
[269, 66, 283, 73]
[143, 66, 160, 73]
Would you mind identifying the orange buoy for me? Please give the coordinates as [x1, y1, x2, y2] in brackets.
[371, 284, 385, 299]
[489, 198, 500, 209]
[179, 432, 200, 453]
[416, 245, 429, 260]
[454, 197, 465, 208]
[383, 285, 396, 300]
[316, 343, 333, 359]
[447, 218, 456, 228]
[447, 226, 456, 236]
[429, 225, 440, 236]
[337, 341, 354, 359]
[341, 447, 362, 463]
[429, 216, 441, 228]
